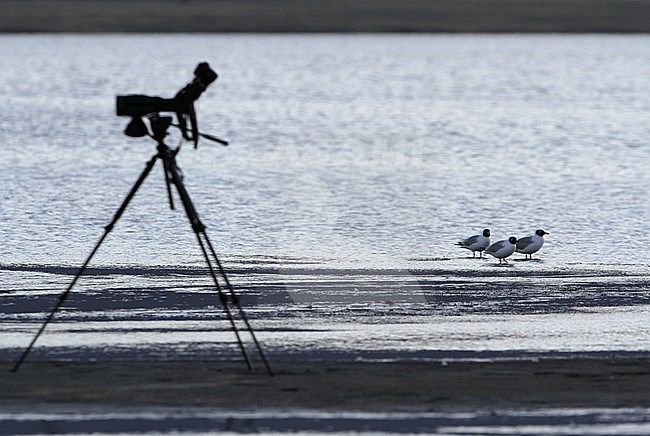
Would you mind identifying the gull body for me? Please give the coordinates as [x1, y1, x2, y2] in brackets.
[456, 228, 491, 258]
[516, 229, 549, 259]
[484, 236, 517, 264]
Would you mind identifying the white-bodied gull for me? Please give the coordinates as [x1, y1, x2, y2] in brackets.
[484, 236, 518, 264]
[456, 228, 491, 258]
[516, 229, 549, 259]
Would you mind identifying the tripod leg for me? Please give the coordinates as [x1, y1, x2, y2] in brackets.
[11, 154, 160, 372]
[162, 152, 256, 371]
[195, 234, 254, 371]
[162, 159, 175, 210]
[202, 234, 274, 376]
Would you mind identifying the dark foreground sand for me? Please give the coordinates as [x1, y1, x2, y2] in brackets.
[2, 0, 650, 33]
[2, 358, 649, 411]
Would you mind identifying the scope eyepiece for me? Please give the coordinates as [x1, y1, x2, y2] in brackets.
[194, 62, 218, 86]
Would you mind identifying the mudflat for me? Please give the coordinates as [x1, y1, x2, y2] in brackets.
[1, 0, 650, 33]
[2, 358, 649, 411]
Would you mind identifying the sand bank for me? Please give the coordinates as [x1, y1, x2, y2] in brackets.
[1, 0, 650, 33]
[2, 358, 649, 411]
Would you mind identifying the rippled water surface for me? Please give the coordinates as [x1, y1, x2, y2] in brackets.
[1, 34, 650, 361]
[2, 34, 650, 265]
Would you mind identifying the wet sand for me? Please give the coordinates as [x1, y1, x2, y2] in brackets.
[1, 0, 650, 33]
[2, 358, 649, 411]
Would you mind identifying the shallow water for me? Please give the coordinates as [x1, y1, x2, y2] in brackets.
[2, 34, 650, 266]
[1, 404, 649, 435]
[2, 33, 650, 360]
[1, 259, 649, 363]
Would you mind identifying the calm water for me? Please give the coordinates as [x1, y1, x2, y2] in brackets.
[1, 33, 650, 435]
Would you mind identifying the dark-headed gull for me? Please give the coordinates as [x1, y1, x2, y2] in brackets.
[516, 229, 549, 259]
[485, 236, 518, 264]
[456, 228, 491, 258]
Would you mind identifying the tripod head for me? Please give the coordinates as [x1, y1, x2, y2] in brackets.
[116, 62, 227, 148]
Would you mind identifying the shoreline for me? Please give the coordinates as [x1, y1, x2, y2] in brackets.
[2, 0, 650, 33]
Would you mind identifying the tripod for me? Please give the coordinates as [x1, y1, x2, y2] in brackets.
[12, 116, 272, 375]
